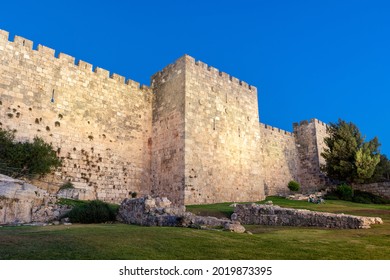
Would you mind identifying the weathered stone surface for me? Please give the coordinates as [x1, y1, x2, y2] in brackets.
[233, 204, 383, 229]
[118, 196, 185, 227]
[0, 174, 71, 224]
[31, 204, 71, 223]
[293, 120, 331, 193]
[224, 221, 246, 233]
[352, 182, 390, 200]
[56, 183, 96, 201]
[1, 29, 388, 206]
[1, 174, 48, 224]
[0, 30, 153, 204]
[118, 196, 245, 232]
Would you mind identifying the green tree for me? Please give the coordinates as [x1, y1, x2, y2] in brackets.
[371, 154, 390, 182]
[0, 130, 62, 178]
[321, 119, 380, 183]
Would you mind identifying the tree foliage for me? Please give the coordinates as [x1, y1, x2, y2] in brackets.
[371, 154, 390, 182]
[321, 119, 380, 183]
[0, 129, 62, 178]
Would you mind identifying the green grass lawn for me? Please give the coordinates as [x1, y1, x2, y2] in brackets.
[1, 196, 389, 260]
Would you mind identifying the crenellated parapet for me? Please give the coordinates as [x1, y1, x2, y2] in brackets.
[152, 54, 256, 94]
[293, 118, 328, 129]
[193, 57, 256, 93]
[0, 29, 151, 95]
[259, 122, 294, 137]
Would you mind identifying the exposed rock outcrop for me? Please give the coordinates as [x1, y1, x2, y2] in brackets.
[0, 174, 70, 224]
[118, 196, 246, 233]
[56, 182, 96, 201]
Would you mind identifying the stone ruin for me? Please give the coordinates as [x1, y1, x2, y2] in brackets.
[233, 203, 383, 229]
[117, 195, 246, 233]
[118, 196, 383, 231]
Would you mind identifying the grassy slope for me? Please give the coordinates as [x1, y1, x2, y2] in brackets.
[0, 197, 389, 260]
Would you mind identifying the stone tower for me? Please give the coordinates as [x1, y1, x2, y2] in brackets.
[293, 119, 330, 192]
[151, 55, 264, 205]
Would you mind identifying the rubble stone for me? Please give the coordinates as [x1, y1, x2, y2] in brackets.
[118, 196, 245, 233]
[233, 204, 383, 229]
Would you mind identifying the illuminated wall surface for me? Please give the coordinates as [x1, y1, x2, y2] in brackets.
[0, 29, 328, 205]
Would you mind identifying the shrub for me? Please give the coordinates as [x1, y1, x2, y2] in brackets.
[288, 180, 300, 192]
[59, 181, 74, 190]
[351, 193, 372, 204]
[67, 200, 119, 223]
[57, 198, 87, 208]
[336, 184, 354, 200]
[325, 185, 389, 204]
[352, 190, 390, 204]
[0, 130, 61, 178]
[323, 193, 340, 200]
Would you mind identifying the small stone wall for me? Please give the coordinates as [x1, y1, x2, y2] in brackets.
[353, 182, 390, 200]
[233, 204, 383, 229]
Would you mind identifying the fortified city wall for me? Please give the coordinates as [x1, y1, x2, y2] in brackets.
[0, 28, 333, 205]
[259, 123, 299, 196]
[0, 30, 153, 203]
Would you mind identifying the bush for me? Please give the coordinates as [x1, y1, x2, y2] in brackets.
[336, 184, 354, 200]
[0, 129, 61, 178]
[351, 193, 372, 204]
[324, 185, 389, 204]
[59, 181, 74, 190]
[67, 200, 119, 223]
[57, 198, 88, 208]
[352, 190, 390, 204]
[288, 180, 300, 192]
[323, 193, 340, 200]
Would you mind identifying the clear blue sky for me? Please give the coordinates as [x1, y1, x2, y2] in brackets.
[1, 0, 389, 155]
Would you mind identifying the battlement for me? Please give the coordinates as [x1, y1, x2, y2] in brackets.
[194, 56, 256, 92]
[259, 122, 294, 137]
[0, 29, 151, 93]
[293, 118, 327, 128]
[152, 54, 256, 93]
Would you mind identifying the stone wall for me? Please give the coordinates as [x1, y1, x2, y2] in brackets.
[0, 30, 153, 203]
[352, 182, 390, 200]
[233, 203, 383, 229]
[150, 57, 186, 205]
[259, 123, 299, 196]
[294, 119, 329, 192]
[183, 56, 264, 204]
[0, 28, 339, 206]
